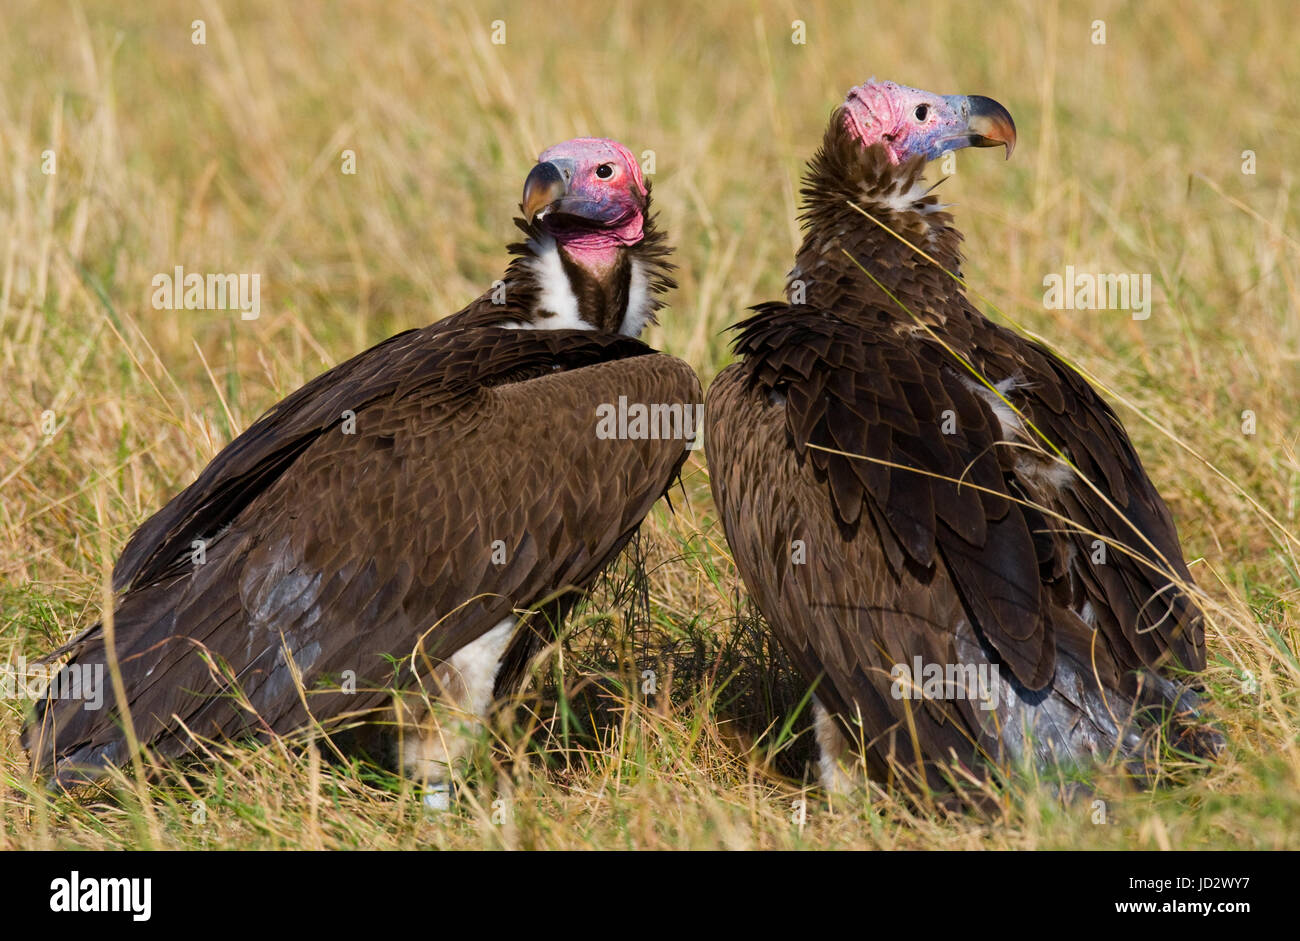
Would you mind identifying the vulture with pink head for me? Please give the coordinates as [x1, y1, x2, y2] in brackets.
[705, 81, 1220, 796]
[27, 138, 701, 802]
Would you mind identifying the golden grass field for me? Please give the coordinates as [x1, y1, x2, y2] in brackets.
[1, 0, 1298, 849]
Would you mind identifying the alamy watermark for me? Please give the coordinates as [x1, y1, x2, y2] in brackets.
[890, 656, 1000, 711]
[151, 266, 261, 320]
[50, 871, 151, 921]
[2, 658, 104, 710]
[595, 396, 704, 450]
[1042, 266, 1152, 320]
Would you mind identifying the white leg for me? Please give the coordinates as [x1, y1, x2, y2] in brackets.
[813, 696, 860, 797]
[422, 783, 451, 811]
[403, 617, 517, 810]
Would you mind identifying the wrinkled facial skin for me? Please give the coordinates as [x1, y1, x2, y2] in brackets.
[841, 80, 1016, 164]
[521, 138, 648, 268]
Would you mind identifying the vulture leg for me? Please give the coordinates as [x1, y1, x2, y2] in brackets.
[400, 617, 519, 810]
[813, 696, 861, 797]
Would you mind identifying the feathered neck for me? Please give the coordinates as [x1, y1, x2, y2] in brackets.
[451, 192, 675, 336]
[786, 113, 966, 322]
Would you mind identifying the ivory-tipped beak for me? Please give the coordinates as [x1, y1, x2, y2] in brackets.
[522, 161, 568, 222]
[966, 95, 1017, 158]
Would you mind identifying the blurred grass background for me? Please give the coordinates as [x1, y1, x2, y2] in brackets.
[1, 0, 1298, 848]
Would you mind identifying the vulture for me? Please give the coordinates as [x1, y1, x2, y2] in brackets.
[27, 137, 702, 805]
[705, 81, 1220, 797]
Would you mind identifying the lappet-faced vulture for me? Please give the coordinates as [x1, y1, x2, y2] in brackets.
[705, 81, 1219, 797]
[27, 138, 702, 807]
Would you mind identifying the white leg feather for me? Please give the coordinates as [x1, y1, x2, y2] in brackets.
[813, 696, 860, 798]
[403, 618, 517, 810]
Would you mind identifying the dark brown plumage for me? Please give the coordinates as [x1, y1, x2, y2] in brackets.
[706, 94, 1218, 796]
[26, 144, 700, 789]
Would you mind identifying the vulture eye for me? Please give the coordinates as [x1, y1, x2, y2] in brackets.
[914, 104, 930, 121]
[595, 163, 614, 179]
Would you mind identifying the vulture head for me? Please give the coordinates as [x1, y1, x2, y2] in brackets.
[521, 137, 649, 271]
[841, 79, 1016, 164]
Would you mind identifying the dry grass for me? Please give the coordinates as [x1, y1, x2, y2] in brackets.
[1, 0, 1298, 848]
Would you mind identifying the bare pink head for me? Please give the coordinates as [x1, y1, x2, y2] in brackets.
[521, 138, 648, 271]
[841, 80, 1016, 165]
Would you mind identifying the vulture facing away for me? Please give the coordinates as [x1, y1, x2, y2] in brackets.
[27, 138, 702, 805]
[705, 81, 1220, 797]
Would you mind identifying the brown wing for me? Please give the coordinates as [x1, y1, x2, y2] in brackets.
[973, 322, 1205, 675]
[705, 305, 1205, 780]
[111, 314, 559, 593]
[111, 328, 420, 593]
[708, 361, 994, 781]
[29, 328, 701, 782]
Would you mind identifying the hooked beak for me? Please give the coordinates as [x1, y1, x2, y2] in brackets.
[963, 95, 1017, 158]
[522, 159, 570, 222]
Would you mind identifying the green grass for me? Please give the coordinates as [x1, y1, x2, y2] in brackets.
[1, 0, 1298, 848]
